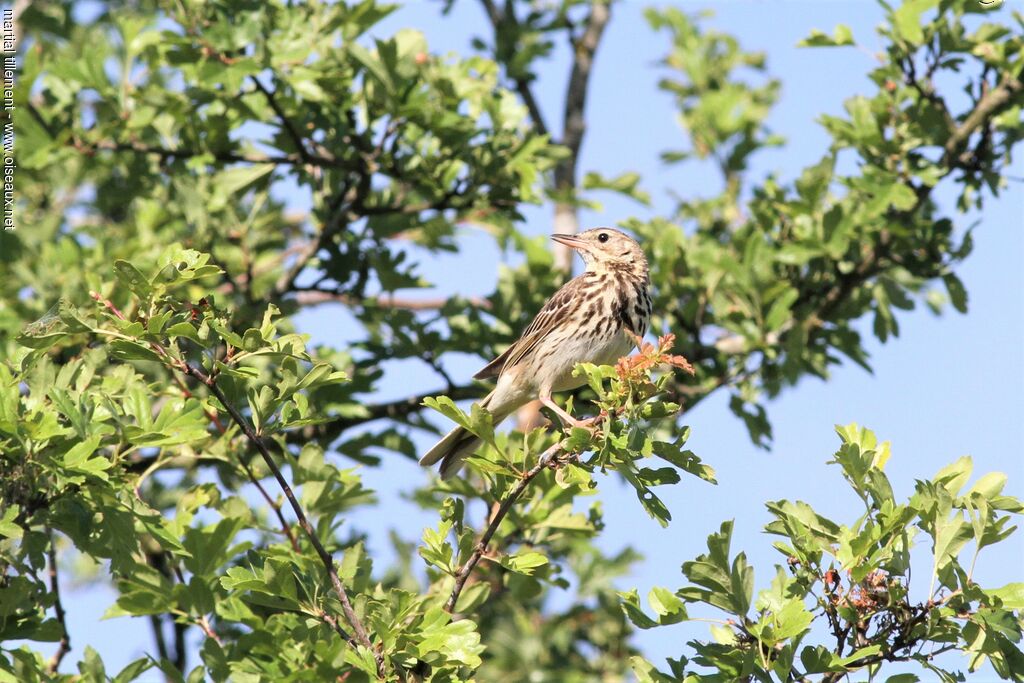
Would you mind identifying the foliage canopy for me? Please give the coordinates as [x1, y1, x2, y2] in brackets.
[2, 0, 1022, 681]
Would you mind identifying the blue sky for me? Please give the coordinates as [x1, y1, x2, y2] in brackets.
[50, 1, 1022, 678]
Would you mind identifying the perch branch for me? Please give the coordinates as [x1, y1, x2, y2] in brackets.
[444, 441, 567, 613]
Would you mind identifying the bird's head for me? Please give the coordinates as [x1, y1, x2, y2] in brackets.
[552, 228, 648, 277]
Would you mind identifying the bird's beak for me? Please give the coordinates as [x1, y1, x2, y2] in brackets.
[551, 233, 587, 251]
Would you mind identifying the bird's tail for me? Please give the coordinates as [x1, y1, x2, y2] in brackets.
[418, 391, 515, 480]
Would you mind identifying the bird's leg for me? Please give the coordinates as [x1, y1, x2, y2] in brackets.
[538, 390, 596, 430]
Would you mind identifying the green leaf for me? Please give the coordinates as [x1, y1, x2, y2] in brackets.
[765, 288, 798, 332]
[648, 586, 687, 624]
[630, 656, 676, 683]
[619, 589, 660, 629]
[799, 24, 855, 47]
[893, 0, 936, 46]
[215, 164, 275, 197]
[113, 658, 156, 683]
[934, 456, 973, 496]
[454, 581, 491, 613]
[62, 435, 111, 481]
[113, 260, 154, 300]
[0, 506, 23, 540]
[109, 340, 164, 363]
[944, 273, 968, 313]
[499, 551, 548, 575]
[987, 583, 1024, 609]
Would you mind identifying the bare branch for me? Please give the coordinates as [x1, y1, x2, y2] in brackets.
[289, 383, 484, 448]
[292, 290, 491, 311]
[172, 618, 186, 673]
[148, 615, 170, 667]
[556, 0, 611, 188]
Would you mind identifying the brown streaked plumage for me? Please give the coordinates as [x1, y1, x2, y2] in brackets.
[419, 228, 652, 479]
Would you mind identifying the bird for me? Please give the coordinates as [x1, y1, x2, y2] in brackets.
[419, 228, 652, 479]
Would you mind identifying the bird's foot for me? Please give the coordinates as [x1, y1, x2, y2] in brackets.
[539, 395, 602, 433]
[564, 415, 600, 430]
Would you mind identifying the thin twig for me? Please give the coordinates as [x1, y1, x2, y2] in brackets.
[444, 442, 567, 613]
[92, 292, 298, 551]
[249, 75, 314, 164]
[45, 530, 71, 675]
[478, 0, 549, 137]
[240, 456, 301, 552]
[171, 565, 224, 646]
[292, 290, 491, 311]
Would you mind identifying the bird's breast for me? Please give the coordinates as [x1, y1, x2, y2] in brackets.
[532, 274, 650, 392]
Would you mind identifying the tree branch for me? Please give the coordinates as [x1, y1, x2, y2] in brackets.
[240, 457, 301, 553]
[177, 362, 385, 676]
[478, 0, 549, 137]
[943, 67, 1023, 167]
[70, 134, 306, 167]
[93, 287, 380, 673]
[291, 289, 491, 311]
[170, 565, 224, 646]
[558, 0, 610, 174]
[148, 614, 170, 667]
[172, 619, 187, 673]
[553, 0, 610, 269]
[45, 530, 70, 675]
[249, 75, 314, 164]
[444, 441, 567, 613]
[289, 383, 484, 447]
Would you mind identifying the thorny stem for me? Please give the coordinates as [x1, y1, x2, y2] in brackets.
[45, 529, 71, 675]
[444, 441, 569, 613]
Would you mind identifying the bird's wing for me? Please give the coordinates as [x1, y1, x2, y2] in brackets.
[473, 278, 582, 380]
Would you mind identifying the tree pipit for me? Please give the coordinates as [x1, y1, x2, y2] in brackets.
[420, 228, 652, 479]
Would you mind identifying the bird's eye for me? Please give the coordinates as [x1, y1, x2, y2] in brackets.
[598, 232, 609, 243]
